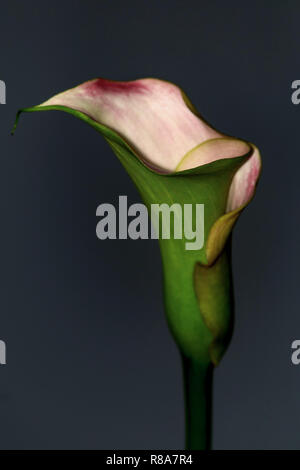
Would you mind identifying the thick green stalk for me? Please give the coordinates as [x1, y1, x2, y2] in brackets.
[162, 243, 233, 449]
[182, 357, 214, 450]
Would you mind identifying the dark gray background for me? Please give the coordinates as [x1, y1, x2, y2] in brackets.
[0, 0, 298, 450]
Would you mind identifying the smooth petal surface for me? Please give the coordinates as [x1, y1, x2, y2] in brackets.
[38, 77, 261, 212]
[176, 138, 250, 172]
[40, 78, 221, 172]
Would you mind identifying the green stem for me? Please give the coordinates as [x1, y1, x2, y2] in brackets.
[182, 356, 214, 450]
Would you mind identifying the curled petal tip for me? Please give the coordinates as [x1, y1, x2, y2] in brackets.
[226, 144, 261, 212]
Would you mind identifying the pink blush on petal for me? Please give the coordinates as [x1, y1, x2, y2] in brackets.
[82, 78, 148, 97]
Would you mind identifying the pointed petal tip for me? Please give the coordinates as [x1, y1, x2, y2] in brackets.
[11, 109, 24, 136]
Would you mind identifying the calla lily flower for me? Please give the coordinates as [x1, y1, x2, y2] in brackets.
[13, 78, 261, 450]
